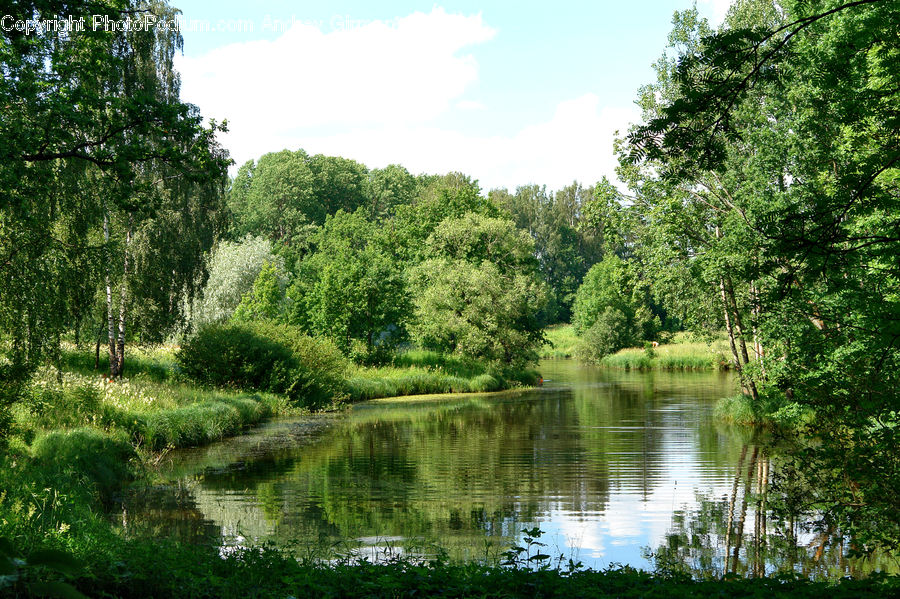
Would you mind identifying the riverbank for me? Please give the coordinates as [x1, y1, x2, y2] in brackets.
[0, 343, 541, 590]
[540, 326, 731, 371]
[10, 345, 539, 454]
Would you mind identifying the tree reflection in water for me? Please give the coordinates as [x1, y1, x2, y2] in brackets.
[648, 443, 898, 579]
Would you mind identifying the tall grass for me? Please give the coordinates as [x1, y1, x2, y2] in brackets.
[601, 343, 728, 371]
[539, 324, 580, 359]
[15, 360, 292, 452]
[347, 349, 540, 401]
[715, 392, 814, 428]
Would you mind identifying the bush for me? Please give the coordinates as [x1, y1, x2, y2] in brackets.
[177, 322, 348, 409]
[578, 307, 633, 362]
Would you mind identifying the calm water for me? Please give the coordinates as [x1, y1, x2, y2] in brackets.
[115, 361, 886, 576]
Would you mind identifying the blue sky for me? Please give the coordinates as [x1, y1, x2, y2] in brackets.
[173, 1, 729, 190]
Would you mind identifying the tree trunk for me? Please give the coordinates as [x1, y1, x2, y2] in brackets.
[719, 277, 746, 389]
[104, 209, 119, 378]
[725, 276, 759, 401]
[116, 219, 131, 376]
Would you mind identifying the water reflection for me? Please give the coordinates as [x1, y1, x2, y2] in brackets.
[112, 362, 892, 576]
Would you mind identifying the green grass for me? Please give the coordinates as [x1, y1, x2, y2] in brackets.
[601, 334, 732, 371]
[347, 350, 540, 401]
[540, 324, 581, 359]
[13, 347, 294, 452]
[714, 392, 815, 428]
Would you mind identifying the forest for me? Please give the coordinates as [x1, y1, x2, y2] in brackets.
[1, 0, 898, 596]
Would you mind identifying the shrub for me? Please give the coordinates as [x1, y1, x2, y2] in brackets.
[176, 322, 348, 409]
[578, 307, 633, 362]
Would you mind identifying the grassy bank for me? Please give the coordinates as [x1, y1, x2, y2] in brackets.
[541, 327, 732, 371]
[348, 350, 540, 401]
[540, 324, 581, 359]
[13, 345, 537, 453]
[600, 337, 731, 371]
[11, 347, 292, 453]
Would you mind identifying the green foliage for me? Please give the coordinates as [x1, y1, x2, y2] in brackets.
[426, 213, 538, 274]
[176, 322, 348, 409]
[491, 183, 603, 323]
[0, 0, 229, 376]
[619, 0, 900, 551]
[578, 308, 633, 362]
[290, 210, 410, 359]
[390, 173, 499, 260]
[0, 538, 89, 599]
[25, 542, 900, 599]
[572, 255, 659, 360]
[407, 213, 549, 367]
[190, 235, 282, 328]
[410, 259, 548, 368]
[231, 261, 288, 322]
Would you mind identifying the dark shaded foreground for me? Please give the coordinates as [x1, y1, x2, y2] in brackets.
[11, 542, 897, 599]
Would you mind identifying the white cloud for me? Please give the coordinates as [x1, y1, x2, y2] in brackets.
[697, 0, 731, 25]
[177, 7, 496, 164]
[177, 8, 638, 190]
[456, 99, 486, 111]
[297, 94, 637, 191]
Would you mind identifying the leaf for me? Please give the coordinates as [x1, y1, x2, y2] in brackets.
[27, 581, 90, 599]
[27, 550, 83, 577]
[528, 553, 552, 562]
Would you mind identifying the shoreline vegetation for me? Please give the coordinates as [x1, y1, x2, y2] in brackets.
[542, 326, 731, 371]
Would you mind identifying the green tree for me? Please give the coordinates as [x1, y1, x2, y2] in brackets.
[409, 214, 549, 366]
[228, 149, 316, 244]
[290, 210, 410, 358]
[390, 173, 499, 261]
[491, 183, 603, 323]
[622, 0, 900, 549]
[232, 261, 288, 322]
[0, 0, 229, 382]
[572, 254, 655, 359]
[368, 164, 417, 219]
[189, 236, 282, 328]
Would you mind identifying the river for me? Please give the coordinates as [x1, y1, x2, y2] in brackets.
[114, 360, 888, 577]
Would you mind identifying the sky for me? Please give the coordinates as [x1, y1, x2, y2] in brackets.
[173, 1, 731, 191]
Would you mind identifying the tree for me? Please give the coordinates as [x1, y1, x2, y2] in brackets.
[307, 154, 370, 217]
[189, 236, 282, 328]
[289, 210, 410, 358]
[0, 0, 229, 381]
[231, 261, 288, 323]
[621, 0, 900, 550]
[409, 260, 548, 367]
[491, 183, 603, 323]
[409, 214, 549, 366]
[390, 173, 500, 261]
[572, 254, 656, 359]
[368, 164, 417, 219]
[227, 150, 316, 244]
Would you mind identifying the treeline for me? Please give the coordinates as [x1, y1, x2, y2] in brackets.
[203, 152, 620, 368]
